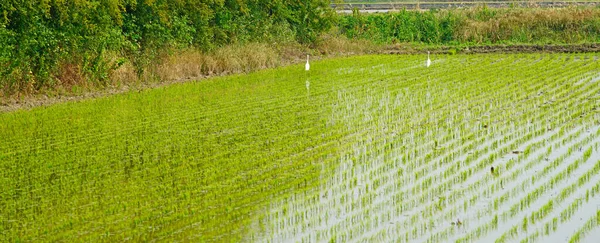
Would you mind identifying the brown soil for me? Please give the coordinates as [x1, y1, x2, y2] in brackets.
[0, 75, 211, 113]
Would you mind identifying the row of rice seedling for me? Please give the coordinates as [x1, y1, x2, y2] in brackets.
[2, 55, 422, 241]
[251, 53, 600, 242]
[457, 80, 600, 242]
[3, 53, 600, 241]
[260, 54, 528, 240]
[396, 57, 600, 243]
[432, 80, 600, 241]
[376, 55, 596, 241]
[519, 154, 600, 242]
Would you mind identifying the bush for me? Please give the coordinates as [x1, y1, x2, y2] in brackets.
[337, 8, 600, 45]
[0, 0, 335, 95]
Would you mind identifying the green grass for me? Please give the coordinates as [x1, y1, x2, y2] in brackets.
[0, 55, 390, 241]
[2, 53, 600, 242]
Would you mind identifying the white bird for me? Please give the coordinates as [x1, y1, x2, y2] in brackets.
[426, 51, 431, 68]
[305, 55, 310, 71]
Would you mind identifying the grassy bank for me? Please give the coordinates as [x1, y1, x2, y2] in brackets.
[3, 6, 600, 103]
[0, 0, 334, 98]
[338, 7, 600, 45]
[0, 37, 382, 111]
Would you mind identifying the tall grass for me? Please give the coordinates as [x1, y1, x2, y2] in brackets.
[338, 7, 600, 45]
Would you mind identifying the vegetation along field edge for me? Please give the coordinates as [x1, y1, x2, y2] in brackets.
[3, 3, 600, 108]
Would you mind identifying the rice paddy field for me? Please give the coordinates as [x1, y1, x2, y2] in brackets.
[2, 53, 600, 242]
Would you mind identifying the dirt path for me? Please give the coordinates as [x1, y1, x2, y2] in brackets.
[0, 75, 213, 113]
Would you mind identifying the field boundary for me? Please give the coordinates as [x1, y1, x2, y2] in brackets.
[2, 43, 600, 113]
[333, 1, 600, 11]
[385, 43, 600, 54]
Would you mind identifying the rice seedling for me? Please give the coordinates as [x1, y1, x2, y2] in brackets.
[3, 53, 600, 242]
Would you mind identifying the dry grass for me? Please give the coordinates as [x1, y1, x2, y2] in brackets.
[0, 68, 36, 100]
[55, 62, 85, 88]
[155, 43, 280, 82]
[458, 7, 600, 43]
[150, 39, 379, 84]
[109, 61, 137, 86]
[0, 37, 385, 110]
[316, 31, 382, 56]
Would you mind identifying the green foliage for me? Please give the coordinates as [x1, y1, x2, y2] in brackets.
[0, 0, 335, 93]
[338, 9, 471, 44]
[337, 8, 600, 45]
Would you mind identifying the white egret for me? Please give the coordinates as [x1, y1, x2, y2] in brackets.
[426, 51, 431, 68]
[305, 55, 310, 71]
